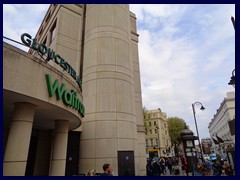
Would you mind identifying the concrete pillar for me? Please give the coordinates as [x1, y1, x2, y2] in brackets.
[33, 130, 52, 176]
[3, 102, 36, 176]
[49, 120, 69, 176]
[80, 4, 136, 175]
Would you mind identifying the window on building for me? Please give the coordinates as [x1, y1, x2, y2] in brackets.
[150, 139, 153, 147]
[146, 139, 148, 147]
[50, 20, 57, 42]
[39, 27, 43, 36]
[154, 121, 156, 125]
[43, 37, 47, 45]
[148, 114, 151, 119]
[164, 123, 167, 128]
[149, 122, 151, 126]
[156, 139, 159, 147]
[145, 128, 147, 135]
[45, 12, 51, 23]
[155, 129, 157, 134]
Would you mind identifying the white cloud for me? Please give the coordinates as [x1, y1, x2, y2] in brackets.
[3, 4, 50, 51]
[130, 4, 235, 139]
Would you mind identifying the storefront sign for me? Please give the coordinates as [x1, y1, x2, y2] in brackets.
[21, 33, 82, 91]
[45, 74, 84, 117]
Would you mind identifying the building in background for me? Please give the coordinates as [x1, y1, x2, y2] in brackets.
[208, 91, 235, 171]
[3, 4, 146, 176]
[144, 108, 172, 158]
[208, 91, 235, 154]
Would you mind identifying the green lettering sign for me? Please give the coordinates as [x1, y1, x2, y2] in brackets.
[45, 74, 85, 117]
[21, 33, 82, 92]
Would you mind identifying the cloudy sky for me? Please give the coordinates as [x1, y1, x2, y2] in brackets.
[3, 4, 235, 140]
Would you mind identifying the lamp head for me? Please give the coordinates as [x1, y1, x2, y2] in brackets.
[228, 69, 235, 88]
[228, 76, 235, 88]
[200, 106, 205, 111]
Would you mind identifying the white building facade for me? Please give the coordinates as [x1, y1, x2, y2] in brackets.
[208, 91, 235, 154]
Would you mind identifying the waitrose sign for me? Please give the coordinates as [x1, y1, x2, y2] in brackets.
[21, 33, 82, 91]
[45, 74, 84, 117]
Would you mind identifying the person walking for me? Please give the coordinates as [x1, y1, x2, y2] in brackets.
[223, 163, 233, 176]
[159, 157, 166, 175]
[152, 157, 161, 176]
[146, 158, 153, 176]
[166, 158, 173, 174]
[212, 160, 223, 176]
[100, 163, 113, 176]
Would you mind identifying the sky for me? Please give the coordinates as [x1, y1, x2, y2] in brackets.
[3, 4, 235, 141]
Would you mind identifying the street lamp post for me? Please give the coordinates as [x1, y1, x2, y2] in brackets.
[192, 102, 205, 162]
[229, 17, 235, 88]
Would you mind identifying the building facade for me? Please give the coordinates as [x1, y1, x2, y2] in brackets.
[208, 91, 235, 154]
[3, 4, 146, 176]
[144, 108, 172, 158]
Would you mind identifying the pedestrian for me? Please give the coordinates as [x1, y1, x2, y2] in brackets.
[100, 163, 113, 176]
[159, 157, 166, 175]
[183, 157, 189, 176]
[86, 169, 96, 176]
[172, 163, 180, 175]
[223, 164, 233, 176]
[212, 160, 223, 176]
[166, 158, 173, 174]
[152, 157, 161, 176]
[146, 158, 153, 176]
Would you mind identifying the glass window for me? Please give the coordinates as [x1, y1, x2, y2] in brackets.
[50, 20, 57, 42]
[43, 37, 47, 45]
[154, 121, 156, 125]
[150, 139, 153, 147]
[45, 12, 51, 23]
[39, 27, 43, 36]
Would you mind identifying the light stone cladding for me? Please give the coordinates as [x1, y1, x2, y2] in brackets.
[208, 91, 235, 154]
[144, 108, 172, 158]
[80, 4, 145, 176]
